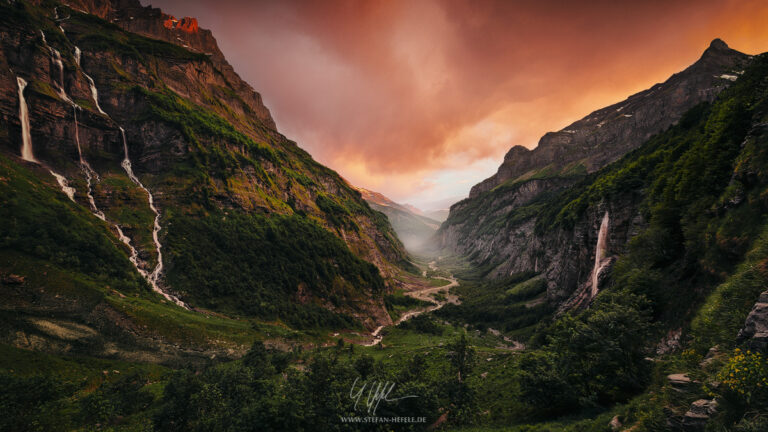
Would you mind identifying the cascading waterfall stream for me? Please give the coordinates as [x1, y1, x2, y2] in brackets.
[120, 128, 187, 308]
[75, 40, 186, 307]
[50, 171, 76, 201]
[40, 31, 74, 105]
[73, 44, 148, 286]
[29, 30, 186, 307]
[590, 211, 611, 297]
[72, 106, 106, 221]
[18, 75, 76, 201]
[74, 46, 107, 116]
[47, 32, 146, 271]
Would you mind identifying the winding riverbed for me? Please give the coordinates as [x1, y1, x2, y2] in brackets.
[362, 261, 460, 346]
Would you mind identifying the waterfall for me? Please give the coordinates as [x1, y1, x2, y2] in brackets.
[590, 211, 610, 297]
[73, 46, 107, 116]
[18, 76, 79, 200]
[120, 128, 187, 308]
[85, 76, 106, 115]
[40, 31, 74, 106]
[25, 31, 184, 307]
[40, 36, 186, 308]
[51, 49, 71, 104]
[73, 106, 106, 221]
[115, 224, 145, 279]
[17, 77, 37, 163]
[49, 171, 76, 201]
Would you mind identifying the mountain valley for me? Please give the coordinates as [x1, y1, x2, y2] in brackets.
[2, 1, 768, 431]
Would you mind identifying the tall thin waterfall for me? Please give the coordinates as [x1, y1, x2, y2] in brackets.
[73, 106, 106, 221]
[119, 128, 186, 308]
[17, 77, 37, 163]
[590, 211, 610, 297]
[18, 75, 77, 200]
[74, 46, 107, 116]
[40, 31, 74, 106]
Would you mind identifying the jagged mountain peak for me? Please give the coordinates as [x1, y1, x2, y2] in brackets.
[467, 40, 751, 198]
[709, 37, 729, 50]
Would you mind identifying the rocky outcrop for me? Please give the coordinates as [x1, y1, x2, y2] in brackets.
[470, 39, 750, 198]
[738, 291, 768, 349]
[682, 399, 718, 431]
[667, 373, 694, 390]
[438, 174, 644, 304]
[63, 0, 276, 130]
[163, 16, 198, 34]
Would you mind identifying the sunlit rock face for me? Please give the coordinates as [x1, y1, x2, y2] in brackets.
[63, 0, 276, 129]
[163, 16, 198, 34]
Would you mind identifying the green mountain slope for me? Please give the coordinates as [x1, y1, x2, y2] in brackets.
[0, 0, 411, 360]
[430, 50, 768, 429]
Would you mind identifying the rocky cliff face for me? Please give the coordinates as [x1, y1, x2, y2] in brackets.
[439, 175, 643, 305]
[62, 0, 276, 130]
[0, 0, 408, 332]
[470, 39, 750, 198]
[438, 40, 754, 310]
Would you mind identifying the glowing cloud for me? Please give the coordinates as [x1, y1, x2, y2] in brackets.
[149, 0, 768, 204]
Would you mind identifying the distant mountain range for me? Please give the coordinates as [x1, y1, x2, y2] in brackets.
[355, 187, 441, 250]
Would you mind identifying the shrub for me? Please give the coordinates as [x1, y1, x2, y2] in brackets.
[717, 349, 768, 408]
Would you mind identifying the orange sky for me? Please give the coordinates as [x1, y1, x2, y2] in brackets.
[150, 0, 768, 208]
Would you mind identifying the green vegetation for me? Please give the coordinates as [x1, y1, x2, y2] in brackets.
[165, 210, 382, 329]
[96, 174, 157, 264]
[137, 87, 279, 166]
[64, 8, 211, 64]
[0, 154, 144, 291]
[384, 290, 432, 322]
[436, 272, 552, 338]
[396, 314, 444, 335]
[690, 225, 768, 352]
[451, 52, 768, 427]
[0, 344, 169, 432]
[315, 193, 354, 229]
[0, 332, 482, 432]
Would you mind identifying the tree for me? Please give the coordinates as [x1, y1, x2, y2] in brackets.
[446, 333, 475, 383]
